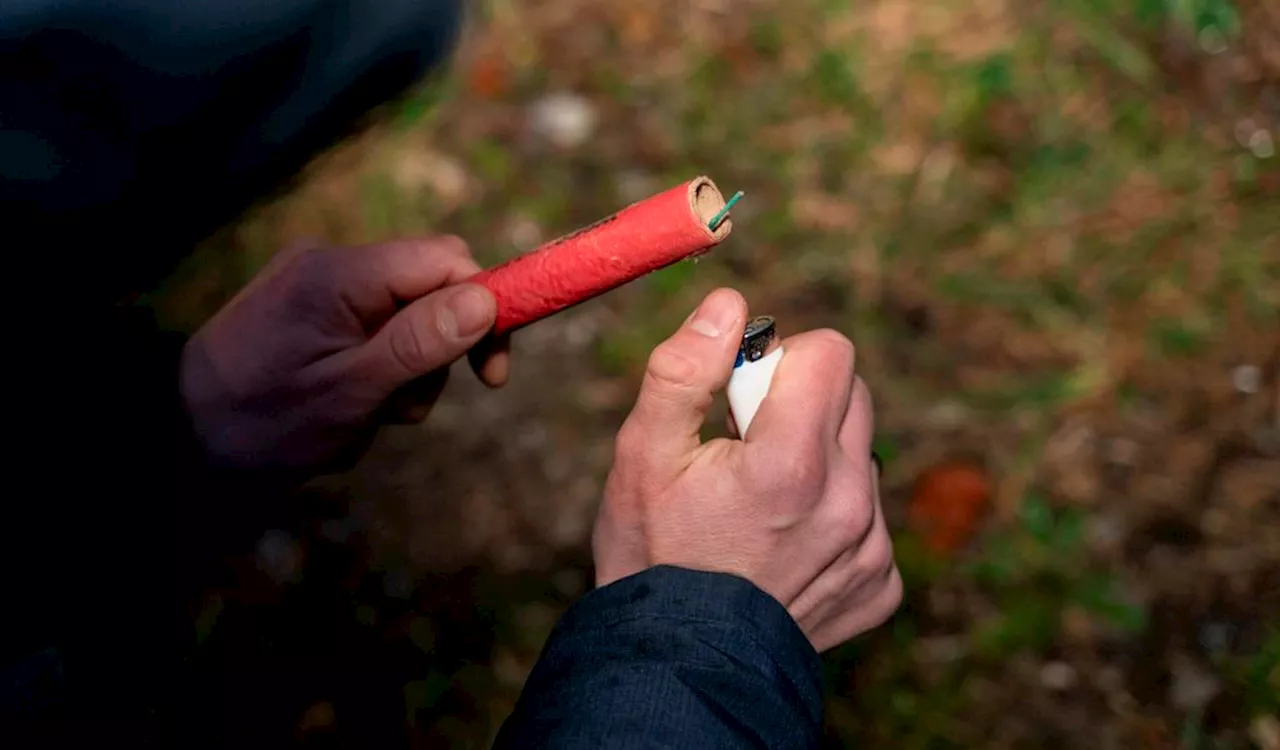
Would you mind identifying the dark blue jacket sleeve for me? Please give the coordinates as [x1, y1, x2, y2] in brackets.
[494, 566, 824, 750]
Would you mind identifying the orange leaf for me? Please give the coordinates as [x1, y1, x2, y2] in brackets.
[468, 53, 509, 100]
[907, 461, 991, 556]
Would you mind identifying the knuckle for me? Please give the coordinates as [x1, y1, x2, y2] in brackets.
[613, 420, 646, 460]
[880, 566, 905, 611]
[836, 493, 876, 545]
[825, 469, 875, 541]
[858, 526, 894, 570]
[645, 342, 700, 391]
[600, 468, 630, 512]
[765, 448, 826, 499]
[836, 567, 904, 643]
[809, 329, 856, 371]
[612, 419, 666, 477]
[290, 246, 340, 294]
[860, 568, 904, 632]
[403, 235, 472, 269]
[432, 234, 471, 258]
[409, 234, 462, 253]
[388, 320, 432, 374]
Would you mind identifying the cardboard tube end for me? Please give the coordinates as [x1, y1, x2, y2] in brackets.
[689, 176, 733, 240]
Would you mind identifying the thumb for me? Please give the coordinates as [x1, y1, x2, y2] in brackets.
[618, 288, 746, 476]
[359, 283, 496, 396]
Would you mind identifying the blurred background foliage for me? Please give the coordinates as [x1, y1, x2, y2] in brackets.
[147, 0, 1277, 747]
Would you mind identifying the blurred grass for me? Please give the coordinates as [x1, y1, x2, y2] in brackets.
[146, 0, 1279, 745]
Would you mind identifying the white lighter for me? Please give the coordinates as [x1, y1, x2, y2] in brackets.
[727, 315, 783, 438]
[725, 314, 884, 474]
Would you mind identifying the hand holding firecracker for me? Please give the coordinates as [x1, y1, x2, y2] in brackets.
[180, 175, 898, 651]
[181, 176, 741, 473]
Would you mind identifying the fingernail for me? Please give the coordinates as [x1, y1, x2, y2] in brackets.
[689, 291, 738, 338]
[444, 286, 495, 339]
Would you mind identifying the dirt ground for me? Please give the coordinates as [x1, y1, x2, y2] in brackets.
[149, 0, 1278, 747]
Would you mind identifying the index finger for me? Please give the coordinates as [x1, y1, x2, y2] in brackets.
[342, 236, 482, 318]
[356, 237, 513, 388]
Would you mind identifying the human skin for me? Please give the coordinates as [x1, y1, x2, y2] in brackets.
[181, 242, 900, 649]
[594, 288, 902, 651]
[180, 235, 509, 475]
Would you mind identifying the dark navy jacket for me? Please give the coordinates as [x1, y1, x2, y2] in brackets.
[2, 2, 824, 746]
[494, 566, 823, 749]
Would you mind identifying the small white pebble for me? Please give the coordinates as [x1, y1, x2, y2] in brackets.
[393, 149, 469, 205]
[1107, 437, 1141, 467]
[1040, 661, 1078, 691]
[1198, 26, 1228, 54]
[926, 400, 969, 430]
[1250, 130, 1276, 159]
[529, 92, 598, 150]
[1232, 364, 1262, 394]
[506, 214, 543, 252]
[1198, 620, 1235, 654]
[1169, 655, 1221, 711]
[564, 317, 599, 349]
